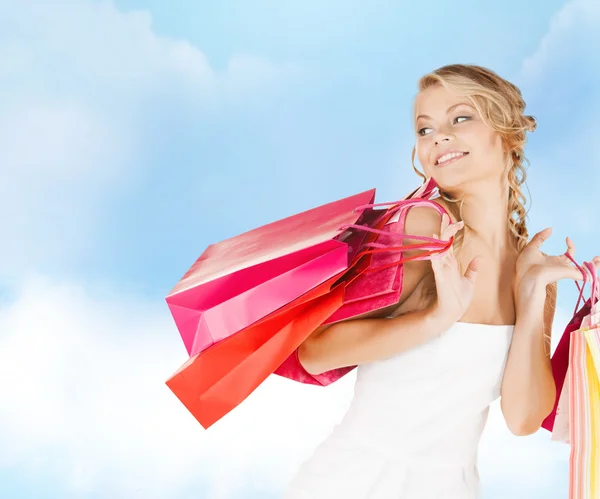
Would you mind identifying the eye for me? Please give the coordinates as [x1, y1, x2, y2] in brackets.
[418, 127, 433, 136]
[454, 115, 470, 124]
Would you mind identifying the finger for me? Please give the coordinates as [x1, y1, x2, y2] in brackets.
[559, 237, 577, 264]
[528, 227, 552, 251]
[430, 233, 445, 260]
[553, 265, 589, 282]
[440, 213, 450, 234]
[439, 222, 462, 261]
[441, 220, 464, 241]
[565, 236, 576, 257]
[431, 230, 454, 263]
[463, 255, 482, 283]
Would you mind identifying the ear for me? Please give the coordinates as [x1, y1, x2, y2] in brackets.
[502, 151, 514, 174]
[500, 141, 514, 169]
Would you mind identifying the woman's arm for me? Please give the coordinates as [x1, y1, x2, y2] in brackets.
[500, 227, 598, 436]
[500, 281, 557, 436]
[300, 304, 452, 375]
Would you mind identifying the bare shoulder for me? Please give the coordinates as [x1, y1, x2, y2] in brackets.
[402, 199, 451, 250]
[390, 199, 449, 301]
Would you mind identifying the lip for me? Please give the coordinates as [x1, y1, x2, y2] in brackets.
[434, 150, 469, 166]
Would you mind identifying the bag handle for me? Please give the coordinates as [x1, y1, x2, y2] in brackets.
[360, 244, 451, 273]
[340, 198, 451, 245]
[352, 178, 439, 214]
[564, 252, 599, 314]
[342, 195, 453, 273]
[353, 197, 448, 224]
[585, 261, 599, 305]
[340, 224, 448, 246]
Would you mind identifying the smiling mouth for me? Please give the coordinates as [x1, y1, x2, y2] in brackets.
[435, 152, 469, 166]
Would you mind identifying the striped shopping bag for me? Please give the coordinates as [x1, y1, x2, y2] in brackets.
[565, 261, 600, 499]
[568, 324, 600, 498]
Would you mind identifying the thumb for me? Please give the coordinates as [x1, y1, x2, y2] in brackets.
[463, 255, 483, 283]
[527, 227, 552, 251]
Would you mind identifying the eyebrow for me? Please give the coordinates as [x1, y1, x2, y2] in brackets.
[416, 103, 474, 122]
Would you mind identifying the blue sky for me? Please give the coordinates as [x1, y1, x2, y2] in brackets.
[0, 0, 598, 497]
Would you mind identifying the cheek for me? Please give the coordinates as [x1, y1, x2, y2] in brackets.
[480, 131, 497, 151]
[470, 127, 501, 155]
[415, 140, 431, 169]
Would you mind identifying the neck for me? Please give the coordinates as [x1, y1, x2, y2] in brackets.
[443, 179, 516, 254]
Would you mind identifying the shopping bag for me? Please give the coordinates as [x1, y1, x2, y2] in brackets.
[543, 298, 593, 433]
[582, 327, 600, 496]
[543, 255, 597, 433]
[545, 260, 600, 499]
[568, 322, 600, 499]
[166, 188, 376, 357]
[275, 181, 454, 386]
[554, 299, 600, 443]
[567, 261, 600, 499]
[552, 363, 571, 443]
[325, 196, 451, 324]
[165, 274, 346, 429]
[549, 262, 597, 441]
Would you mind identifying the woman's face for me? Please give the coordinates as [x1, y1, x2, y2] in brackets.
[414, 84, 506, 192]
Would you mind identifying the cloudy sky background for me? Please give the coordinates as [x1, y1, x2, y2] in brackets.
[0, 0, 599, 497]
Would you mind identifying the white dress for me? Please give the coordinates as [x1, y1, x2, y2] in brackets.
[282, 321, 514, 499]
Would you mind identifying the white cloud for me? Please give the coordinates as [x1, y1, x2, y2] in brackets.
[0, 274, 357, 497]
[519, 0, 600, 85]
[0, 0, 296, 284]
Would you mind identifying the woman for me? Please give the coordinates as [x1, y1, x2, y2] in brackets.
[282, 64, 600, 498]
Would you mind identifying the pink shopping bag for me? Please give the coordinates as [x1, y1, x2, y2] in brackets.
[167, 189, 378, 357]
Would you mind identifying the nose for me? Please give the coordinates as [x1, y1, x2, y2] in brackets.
[434, 133, 453, 146]
[432, 125, 455, 145]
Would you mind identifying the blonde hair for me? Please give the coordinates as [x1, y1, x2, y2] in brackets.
[409, 64, 555, 348]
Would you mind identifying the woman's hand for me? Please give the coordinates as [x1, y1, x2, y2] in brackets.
[515, 227, 600, 301]
[429, 213, 483, 325]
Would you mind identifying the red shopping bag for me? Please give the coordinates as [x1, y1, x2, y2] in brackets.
[166, 274, 346, 429]
[166, 188, 376, 358]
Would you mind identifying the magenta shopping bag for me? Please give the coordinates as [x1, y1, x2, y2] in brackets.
[167, 189, 377, 357]
[275, 179, 455, 386]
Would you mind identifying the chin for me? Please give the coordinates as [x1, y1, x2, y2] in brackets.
[427, 169, 466, 191]
[427, 158, 478, 192]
